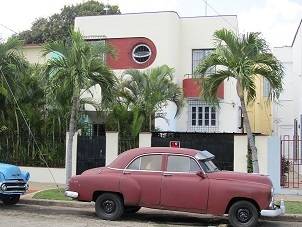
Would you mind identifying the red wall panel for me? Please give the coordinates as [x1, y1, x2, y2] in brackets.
[106, 37, 157, 69]
[183, 78, 224, 99]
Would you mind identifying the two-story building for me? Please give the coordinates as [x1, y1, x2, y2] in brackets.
[23, 11, 273, 135]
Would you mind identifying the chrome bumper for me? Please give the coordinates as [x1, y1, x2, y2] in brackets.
[261, 201, 285, 217]
[65, 190, 78, 199]
[0, 181, 29, 195]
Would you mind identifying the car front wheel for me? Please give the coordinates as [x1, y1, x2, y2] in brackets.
[2, 195, 20, 205]
[95, 193, 124, 220]
[228, 200, 258, 227]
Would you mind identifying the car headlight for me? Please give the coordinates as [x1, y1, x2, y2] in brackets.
[0, 183, 7, 191]
[269, 187, 275, 208]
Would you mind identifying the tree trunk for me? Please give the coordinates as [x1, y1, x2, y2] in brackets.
[65, 95, 80, 184]
[236, 81, 260, 173]
[149, 114, 152, 132]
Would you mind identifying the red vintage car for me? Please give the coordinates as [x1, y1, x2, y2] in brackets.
[65, 147, 284, 227]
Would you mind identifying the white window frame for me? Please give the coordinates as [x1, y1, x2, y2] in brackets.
[188, 99, 218, 132]
[192, 49, 215, 75]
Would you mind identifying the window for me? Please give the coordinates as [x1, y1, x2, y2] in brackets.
[263, 78, 270, 97]
[127, 155, 162, 171]
[198, 160, 219, 173]
[188, 100, 218, 132]
[167, 156, 200, 172]
[192, 49, 215, 75]
[132, 44, 151, 63]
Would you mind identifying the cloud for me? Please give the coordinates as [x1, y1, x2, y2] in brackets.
[238, 0, 302, 46]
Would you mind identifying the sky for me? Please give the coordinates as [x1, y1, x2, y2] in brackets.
[0, 0, 302, 47]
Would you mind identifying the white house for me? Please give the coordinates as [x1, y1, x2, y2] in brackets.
[75, 11, 242, 134]
[273, 19, 302, 138]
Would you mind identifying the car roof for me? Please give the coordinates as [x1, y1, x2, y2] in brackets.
[108, 147, 201, 169]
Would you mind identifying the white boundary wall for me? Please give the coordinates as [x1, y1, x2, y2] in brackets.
[139, 132, 152, 148]
[234, 135, 248, 173]
[105, 132, 119, 165]
[20, 166, 66, 184]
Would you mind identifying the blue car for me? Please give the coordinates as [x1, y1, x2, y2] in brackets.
[0, 163, 30, 205]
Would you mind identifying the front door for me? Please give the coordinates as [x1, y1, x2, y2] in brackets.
[161, 155, 209, 212]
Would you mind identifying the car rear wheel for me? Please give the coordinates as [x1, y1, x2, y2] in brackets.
[95, 193, 124, 220]
[228, 200, 258, 227]
[124, 206, 141, 214]
[2, 195, 20, 205]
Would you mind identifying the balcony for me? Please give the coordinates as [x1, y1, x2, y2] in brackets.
[182, 75, 224, 99]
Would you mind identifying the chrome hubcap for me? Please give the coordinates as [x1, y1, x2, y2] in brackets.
[236, 208, 251, 223]
[102, 200, 116, 214]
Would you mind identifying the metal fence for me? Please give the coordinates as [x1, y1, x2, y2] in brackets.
[118, 136, 138, 154]
[151, 131, 234, 171]
[280, 136, 302, 188]
[0, 133, 65, 168]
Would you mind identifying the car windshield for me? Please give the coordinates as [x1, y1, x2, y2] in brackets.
[198, 160, 219, 173]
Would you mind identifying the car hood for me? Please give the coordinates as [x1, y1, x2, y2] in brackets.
[208, 171, 272, 186]
[81, 167, 107, 176]
[0, 163, 29, 181]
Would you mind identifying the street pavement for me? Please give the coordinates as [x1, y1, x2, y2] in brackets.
[0, 203, 302, 227]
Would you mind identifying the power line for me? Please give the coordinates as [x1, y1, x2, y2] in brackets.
[0, 23, 18, 34]
[201, 0, 238, 32]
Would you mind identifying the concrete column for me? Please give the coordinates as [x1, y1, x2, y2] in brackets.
[255, 136, 269, 174]
[106, 132, 119, 166]
[65, 131, 78, 177]
[234, 135, 248, 173]
[255, 136, 281, 193]
[139, 132, 152, 148]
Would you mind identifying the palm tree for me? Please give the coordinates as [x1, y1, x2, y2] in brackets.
[121, 65, 183, 132]
[0, 38, 27, 146]
[43, 31, 115, 182]
[196, 29, 283, 173]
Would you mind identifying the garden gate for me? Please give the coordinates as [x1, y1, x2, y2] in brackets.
[280, 136, 302, 188]
[76, 135, 106, 174]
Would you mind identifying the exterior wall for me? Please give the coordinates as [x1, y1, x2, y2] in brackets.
[75, 12, 241, 133]
[139, 132, 152, 148]
[20, 166, 66, 184]
[255, 136, 281, 193]
[106, 37, 157, 69]
[22, 45, 46, 64]
[247, 77, 272, 135]
[272, 46, 297, 137]
[105, 132, 119, 165]
[233, 135, 248, 173]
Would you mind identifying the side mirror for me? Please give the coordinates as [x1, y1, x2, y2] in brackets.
[196, 171, 206, 179]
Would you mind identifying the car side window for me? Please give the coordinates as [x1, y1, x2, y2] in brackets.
[127, 158, 140, 170]
[167, 155, 200, 172]
[127, 155, 162, 171]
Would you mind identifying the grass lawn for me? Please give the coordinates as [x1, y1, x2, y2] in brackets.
[33, 188, 72, 201]
[281, 201, 302, 214]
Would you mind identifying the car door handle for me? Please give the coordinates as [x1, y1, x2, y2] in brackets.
[163, 173, 173, 176]
[123, 171, 131, 175]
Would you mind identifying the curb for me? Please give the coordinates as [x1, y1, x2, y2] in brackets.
[19, 198, 93, 209]
[19, 198, 302, 222]
[262, 214, 302, 222]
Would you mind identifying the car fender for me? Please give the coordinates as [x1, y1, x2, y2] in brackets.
[207, 179, 270, 215]
[119, 174, 141, 205]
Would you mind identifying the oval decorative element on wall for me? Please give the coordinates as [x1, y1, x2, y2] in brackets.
[106, 37, 157, 69]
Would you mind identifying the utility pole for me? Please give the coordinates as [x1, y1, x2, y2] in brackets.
[205, 0, 208, 16]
